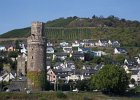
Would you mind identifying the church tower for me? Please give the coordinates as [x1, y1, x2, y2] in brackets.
[27, 22, 46, 91]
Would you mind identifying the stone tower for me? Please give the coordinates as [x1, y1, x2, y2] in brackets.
[27, 22, 46, 91]
[17, 54, 27, 76]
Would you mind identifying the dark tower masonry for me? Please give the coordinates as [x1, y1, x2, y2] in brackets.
[27, 22, 46, 91]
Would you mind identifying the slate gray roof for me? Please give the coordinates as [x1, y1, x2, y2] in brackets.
[94, 64, 104, 70]
[99, 39, 108, 43]
[72, 52, 84, 57]
[131, 70, 140, 75]
[116, 48, 127, 53]
[55, 53, 68, 56]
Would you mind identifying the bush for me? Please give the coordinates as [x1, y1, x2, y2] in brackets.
[39, 96, 47, 100]
[84, 96, 92, 100]
[56, 92, 67, 99]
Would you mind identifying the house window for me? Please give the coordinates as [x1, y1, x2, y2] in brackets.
[32, 56, 33, 59]
[53, 76, 55, 78]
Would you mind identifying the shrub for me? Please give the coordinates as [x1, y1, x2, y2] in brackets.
[39, 96, 47, 100]
[56, 92, 67, 99]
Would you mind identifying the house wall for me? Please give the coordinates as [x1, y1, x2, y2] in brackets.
[114, 48, 120, 54]
[47, 69, 56, 83]
[68, 75, 80, 81]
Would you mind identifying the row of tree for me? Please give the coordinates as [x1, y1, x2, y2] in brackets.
[45, 15, 140, 28]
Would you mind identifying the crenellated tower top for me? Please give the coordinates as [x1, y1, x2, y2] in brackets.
[28, 22, 45, 44]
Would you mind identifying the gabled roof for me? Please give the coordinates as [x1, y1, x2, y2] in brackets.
[47, 47, 54, 53]
[47, 46, 54, 49]
[131, 70, 140, 75]
[79, 47, 92, 52]
[83, 39, 95, 43]
[72, 52, 84, 57]
[53, 68, 72, 77]
[124, 59, 138, 66]
[64, 60, 74, 64]
[115, 48, 127, 53]
[126, 64, 137, 69]
[63, 47, 72, 51]
[55, 53, 68, 56]
[94, 64, 104, 70]
[54, 62, 63, 67]
[99, 39, 108, 43]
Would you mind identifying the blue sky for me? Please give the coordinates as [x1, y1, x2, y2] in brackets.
[0, 0, 140, 34]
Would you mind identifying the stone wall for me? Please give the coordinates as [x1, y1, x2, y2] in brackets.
[27, 22, 46, 91]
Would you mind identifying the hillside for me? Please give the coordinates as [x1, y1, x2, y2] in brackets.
[0, 16, 140, 47]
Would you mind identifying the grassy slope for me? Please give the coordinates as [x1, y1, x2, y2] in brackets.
[0, 27, 30, 38]
[0, 92, 139, 100]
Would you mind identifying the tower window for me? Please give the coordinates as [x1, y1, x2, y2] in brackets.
[32, 56, 33, 59]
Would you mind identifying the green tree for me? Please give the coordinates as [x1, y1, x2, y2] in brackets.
[130, 78, 135, 85]
[84, 52, 94, 61]
[8, 51, 18, 71]
[113, 55, 125, 64]
[8, 51, 18, 58]
[76, 79, 91, 91]
[0, 63, 3, 71]
[9, 60, 17, 71]
[15, 40, 21, 50]
[92, 65, 129, 94]
[92, 57, 102, 64]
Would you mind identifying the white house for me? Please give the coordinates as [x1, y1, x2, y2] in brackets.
[83, 39, 95, 48]
[108, 40, 120, 47]
[71, 52, 85, 61]
[91, 51, 107, 57]
[67, 74, 81, 82]
[72, 41, 80, 47]
[97, 39, 108, 47]
[112, 41, 120, 47]
[78, 47, 91, 53]
[131, 70, 140, 85]
[20, 44, 27, 54]
[53, 53, 68, 61]
[47, 42, 53, 46]
[60, 42, 69, 47]
[114, 48, 127, 54]
[122, 65, 131, 74]
[108, 40, 112, 45]
[63, 47, 73, 53]
[137, 58, 140, 65]
[0, 46, 6, 51]
[135, 57, 140, 65]
[47, 47, 54, 54]
[0, 72, 15, 82]
[92, 51, 102, 57]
